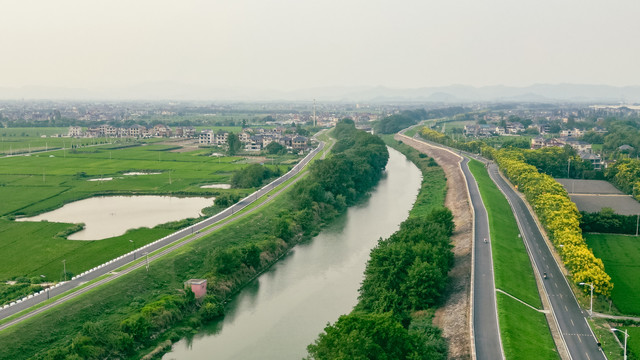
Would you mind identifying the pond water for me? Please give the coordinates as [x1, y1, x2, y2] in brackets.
[123, 172, 162, 176]
[162, 147, 422, 360]
[17, 196, 214, 240]
[200, 184, 232, 189]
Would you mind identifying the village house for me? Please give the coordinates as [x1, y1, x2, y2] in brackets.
[68, 126, 83, 137]
[579, 152, 602, 170]
[292, 135, 308, 150]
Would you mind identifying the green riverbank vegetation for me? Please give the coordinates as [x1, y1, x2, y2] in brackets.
[305, 137, 451, 360]
[0, 120, 389, 360]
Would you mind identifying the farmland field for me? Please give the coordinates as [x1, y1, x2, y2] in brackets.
[0, 138, 298, 284]
[0, 126, 244, 156]
[0, 142, 257, 217]
[585, 233, 640, 315]
[0, 127, 110, 156]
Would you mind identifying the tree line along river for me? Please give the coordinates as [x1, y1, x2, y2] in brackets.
[163, 147, 423, 360]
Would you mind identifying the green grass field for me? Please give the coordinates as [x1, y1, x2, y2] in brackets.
[0, 126, 247, 156]
[497, 293, 559, 360]
[0, 218, 173, 284]
[468, 159, 559, 358]
[585, 233, 640, 315]
[0, 128, 108, 155]
[0, 159, 308, 360]
[0, 142, 251, 217]
[0, 137, 300, 286]
[621, 326, 640, 360]
[468, 159, 541, 308]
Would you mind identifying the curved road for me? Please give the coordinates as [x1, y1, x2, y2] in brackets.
[0, 139, 326, 330]
[461, 157, 504, 360]
[396, 131, 503, 360]
[403, 131, 606, 360]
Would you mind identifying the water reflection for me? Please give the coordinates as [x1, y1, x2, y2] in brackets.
[164, 148, 422, 360]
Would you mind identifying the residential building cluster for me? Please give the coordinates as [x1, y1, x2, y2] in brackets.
[67, 124, 195, 138]
[530, 134, 603, 170]
[198, 127, 310, 152]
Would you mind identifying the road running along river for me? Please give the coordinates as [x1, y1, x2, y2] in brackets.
[162, 147, 423, 360]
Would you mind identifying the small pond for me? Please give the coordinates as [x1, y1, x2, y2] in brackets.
[200, 184, 231, 189]
[17, 196, 214, 240]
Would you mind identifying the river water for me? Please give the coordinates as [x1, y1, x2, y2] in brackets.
[163, 147, 422, 360]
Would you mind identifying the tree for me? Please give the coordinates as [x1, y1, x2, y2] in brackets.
[265, 141, 285, 154]
[227, 132, 241, 155]
[580, 131, 604, 145]
[231, 164, 275, 188]
[306, 312, 431, 360]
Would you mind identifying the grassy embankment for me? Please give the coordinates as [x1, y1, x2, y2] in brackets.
[585, 233, 640, 359]
[0, 140, 297, 305]
[468, 159, 557, 360]
[0, 156, 314, 359]
[0, 126, 362, 360]
[585, 233, 640, 315]
[381, 135, 446, 216]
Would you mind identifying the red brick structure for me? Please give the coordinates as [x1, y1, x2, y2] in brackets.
[185, 279, 207, 299]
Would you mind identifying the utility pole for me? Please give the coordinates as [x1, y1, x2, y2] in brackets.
[143, 252, 149, 271]
[129, 239, 135, 260]
[62, 260, 67, 281]
[567, 158, 571, 178]
[312, 99, 316, 127]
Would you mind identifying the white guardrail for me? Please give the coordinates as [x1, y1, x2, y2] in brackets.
[1, 142, 323, 313]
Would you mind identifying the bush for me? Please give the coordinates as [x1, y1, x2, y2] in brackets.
[231, 164, 279, 189]
[580, 208, 640, 235]
[306, 312, 434, 360]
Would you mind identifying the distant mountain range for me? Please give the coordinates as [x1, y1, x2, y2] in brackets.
[1, 83, 640, 103]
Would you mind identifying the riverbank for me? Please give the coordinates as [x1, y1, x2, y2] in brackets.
[392, 133, 473, 359]
[164, 146, 421, 359]
[303, 136, 453, 359]
[0, 121, 389, 360]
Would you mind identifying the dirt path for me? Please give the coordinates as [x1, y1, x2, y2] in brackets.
[395, 134, 472, 360]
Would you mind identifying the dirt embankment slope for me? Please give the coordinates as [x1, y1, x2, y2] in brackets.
[395, 134, 472, 360]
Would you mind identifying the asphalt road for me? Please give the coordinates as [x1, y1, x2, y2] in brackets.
[0, 140, 325, 329]
[460, 156, 504, 360]
[407, 132, 606, 360]
[398, 131, 504, 359]
[487, 162, 606, 360]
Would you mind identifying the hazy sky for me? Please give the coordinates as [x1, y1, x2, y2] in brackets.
[2, 0, 639, 91]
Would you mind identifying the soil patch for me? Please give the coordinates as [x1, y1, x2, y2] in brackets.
[395, 134, 472, 360]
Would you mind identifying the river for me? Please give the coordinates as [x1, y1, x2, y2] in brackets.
[163, 147, 422, 360]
